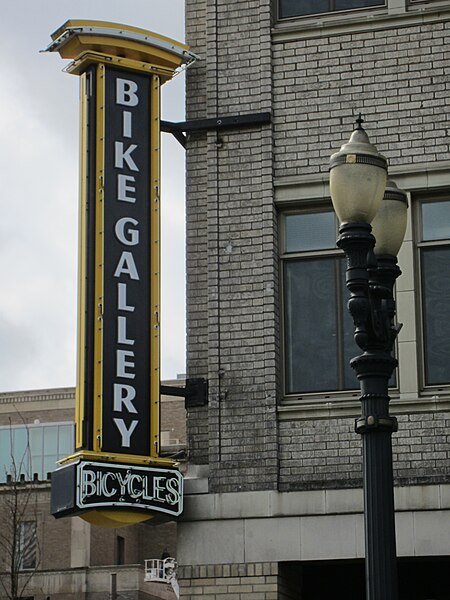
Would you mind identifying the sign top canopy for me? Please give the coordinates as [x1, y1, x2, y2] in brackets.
[44, 19, 197, 77]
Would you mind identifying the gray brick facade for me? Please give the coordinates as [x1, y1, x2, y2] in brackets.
[185, 0, 450, 495]
[182, 1, 450, 597]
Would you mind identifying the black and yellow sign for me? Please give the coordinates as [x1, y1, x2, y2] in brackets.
[45, 20, 195, 527]
[88, 66, 154, 457]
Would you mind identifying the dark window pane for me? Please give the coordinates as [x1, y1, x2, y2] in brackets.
[279, 0, 383, 18]
[285, 212, 336, 253]
[280, 0, 329, 18]
[421, 247, 450, 385]
[116, 536, 125, 565]
[18, 522, 37, 570]
[421, 200, 450, 241]
[285, 258, 338, 393]
[335, 0, 384, 9]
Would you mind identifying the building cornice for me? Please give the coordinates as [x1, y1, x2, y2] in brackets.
[0, 387, 75, 406]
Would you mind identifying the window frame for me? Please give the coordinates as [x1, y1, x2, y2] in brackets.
[277, 0, 386, 21]
[280, 206, 360, 398]
[17, 520, 37, 571]
[280, 205, 399, 401]
[414, 191, 450, 392]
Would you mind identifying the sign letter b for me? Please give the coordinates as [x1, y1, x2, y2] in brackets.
[116, 78, 139, 107]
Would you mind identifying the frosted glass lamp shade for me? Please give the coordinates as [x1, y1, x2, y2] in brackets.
[372, 180, 408, 256]
[330, 127, 387, 224]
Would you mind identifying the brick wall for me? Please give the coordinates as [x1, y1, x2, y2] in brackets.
[272, 19, 450, 177]
[185, 0, 450, 495]
[178, 562, 280, 599]
[279, 411, 450, 491]
[185, 0, 280, 492]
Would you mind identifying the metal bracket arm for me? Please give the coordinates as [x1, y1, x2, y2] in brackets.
[161, 111, 271, 147]
[160, 378, 208, 408]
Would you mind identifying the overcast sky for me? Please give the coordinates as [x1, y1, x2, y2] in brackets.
[0, 1, 187, 392]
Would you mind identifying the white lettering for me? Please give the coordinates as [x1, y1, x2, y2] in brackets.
[101, 472, 117, 497]
[153, 477, 166, 502]
[113, 383, 137, 413]
[113, 419, 138, 448]
[117, 283, 135, 312]
[115, 217, 139, 246]
[117, 316, 135, 346]
[117, 350, 135, 379]
[82, 470, 97, 499]
[117, 174, 136, 203]
[142, 477, 154, 501]
[115, 142, 139, 172]
[165, 477, 181, 506]
[116, 78, 139, 107]
[115, 471, 130, 495]
[114, 251, 139, 280]
[128, 474, 142, 499]
[123, 111, 132, 138]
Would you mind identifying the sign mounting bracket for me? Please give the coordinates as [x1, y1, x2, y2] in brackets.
[161, 111, 272, 148]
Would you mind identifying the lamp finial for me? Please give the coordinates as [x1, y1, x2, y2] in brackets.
[356, 113, 364, 130]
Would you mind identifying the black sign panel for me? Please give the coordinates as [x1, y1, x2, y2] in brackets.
[77, 461, 183, 516]
[102, 68, 152, 455]
[51, 460, 183, 519]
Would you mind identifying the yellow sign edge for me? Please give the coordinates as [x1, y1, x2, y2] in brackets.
[57, 450, 176, 468]
[46, 20, 194, 76]
[75, 71, 89, 450]
[150, 75, 161, 459]
[65, 51, 178, 80]
[50, 20, 189, 52]
[93, 64, 105, 453]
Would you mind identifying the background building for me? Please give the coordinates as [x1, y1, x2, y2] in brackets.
[0, 384, 186, 600]
[178, 0, 450, 598]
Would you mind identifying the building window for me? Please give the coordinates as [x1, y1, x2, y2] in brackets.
[116, 536, 125, 565]
[282, 209, 357, 394]
[279, 0, 385, 19]
[0, 423, 74, 483]
[418, 197, 450, 387]
[17, 521, 37, 570]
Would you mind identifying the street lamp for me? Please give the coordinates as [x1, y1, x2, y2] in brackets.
[329, 117, 408, 600]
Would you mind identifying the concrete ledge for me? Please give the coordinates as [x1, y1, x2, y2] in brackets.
[181, 484, 450, 521]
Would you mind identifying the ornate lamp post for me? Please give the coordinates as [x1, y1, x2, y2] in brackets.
[329, 117, 408, 600]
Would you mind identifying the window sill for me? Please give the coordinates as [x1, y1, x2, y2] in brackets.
[272, 3, 450, 43]
[278, 392, 450, 420]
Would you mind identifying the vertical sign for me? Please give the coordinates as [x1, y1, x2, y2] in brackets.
[76, 64, 160, 458]
[46, 20, 194, 524]
[102, 69, 152, 455]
